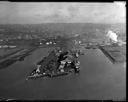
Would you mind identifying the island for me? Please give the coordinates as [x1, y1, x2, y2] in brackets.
[27, 48, 80, 79]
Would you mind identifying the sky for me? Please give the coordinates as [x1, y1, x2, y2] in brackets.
[0, 2, 126, 24]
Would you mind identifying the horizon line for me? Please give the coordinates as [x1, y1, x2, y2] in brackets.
[0, 22, 126, 25]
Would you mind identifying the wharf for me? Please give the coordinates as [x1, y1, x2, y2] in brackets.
[99, 44, 126, 64]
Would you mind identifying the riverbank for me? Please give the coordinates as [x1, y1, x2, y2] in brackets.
[0, 48, 24, 60]
[0, 47, 37, 69]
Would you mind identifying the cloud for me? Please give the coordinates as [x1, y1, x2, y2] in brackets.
[0, 2, 126, 24]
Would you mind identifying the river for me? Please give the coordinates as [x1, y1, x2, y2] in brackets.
[0, 47, 126, 100]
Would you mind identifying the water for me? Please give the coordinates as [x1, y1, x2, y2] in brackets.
[0, 48, 126, 100]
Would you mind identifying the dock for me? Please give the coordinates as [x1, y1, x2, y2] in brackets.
[99, 44, 126, 64]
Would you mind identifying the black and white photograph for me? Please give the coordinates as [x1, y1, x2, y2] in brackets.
[0, 1, 126, 101]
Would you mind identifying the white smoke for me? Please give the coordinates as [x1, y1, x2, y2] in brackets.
[106, 30, 118, 43]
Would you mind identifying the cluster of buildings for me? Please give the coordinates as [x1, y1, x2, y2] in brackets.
[0, 38, 16, 48]
[74, 40, 82, 45]
[35, 48, 80, 76]
[55, 49, 80, 73]
[0, 45, 16, 49]
[39, 39, 57, 45]
[45, 41, 56, 45]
